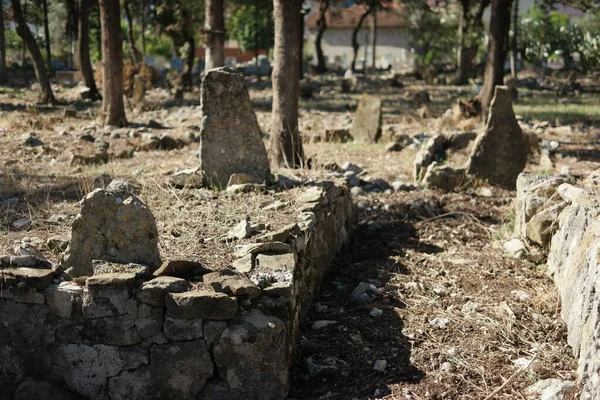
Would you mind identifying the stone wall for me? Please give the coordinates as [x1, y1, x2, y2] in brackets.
[0, 181, 355, 400]
[514, 172, 600, 399]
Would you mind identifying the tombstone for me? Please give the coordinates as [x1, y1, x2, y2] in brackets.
[62, 180, 161, 278]
[349, 93, 382, 143]
[133, 75, 145, 103]
[198, 67, 271, 188]
[465, 86, 527, 189]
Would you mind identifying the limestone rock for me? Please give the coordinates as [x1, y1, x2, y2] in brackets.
[163, 315, 204, 341]
[136, 276, 190, 306]
[198, 67, 271, 188]
[414, 134, 445, 181]
[349, 93, 382, 143]
[504, 239, 527, 259]
[62, 188, 161, 278]
[108, 341, 213, 400]
[526, 203, 565, 248]
[422, 163, 465, 191]
[15, 378, 83, 400]
[466, 86, 527, 189]
[132, 75, 145, 103]
[526, 379, 575, 400]
[152, 259, 209, 279]
[166, 290, 238, 320]
[46, 282, 83, 319]
[0, 268, 55, 289]
[202, 270, 261, 298]
[211, 311, 288, 399]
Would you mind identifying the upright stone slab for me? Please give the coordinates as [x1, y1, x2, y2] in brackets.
[349, 93, 382, 143]
[62, 185, 161, 278]
[198, 67, 271, 188]
[465, 86, 527, 189]
[132, 75, 145, 103]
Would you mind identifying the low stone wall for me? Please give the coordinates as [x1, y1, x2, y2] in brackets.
[514, 172, 600, 399]
[0, 181, 354, 400]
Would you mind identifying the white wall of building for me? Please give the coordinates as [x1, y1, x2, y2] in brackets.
[306, 27, 416, 71]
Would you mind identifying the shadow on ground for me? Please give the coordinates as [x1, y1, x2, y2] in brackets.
[288, 205, 437, 399]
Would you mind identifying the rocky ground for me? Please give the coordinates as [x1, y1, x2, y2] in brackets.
[1, 72, 600, 399]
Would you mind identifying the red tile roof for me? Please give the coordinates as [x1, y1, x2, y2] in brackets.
[305, 5, 405, 30]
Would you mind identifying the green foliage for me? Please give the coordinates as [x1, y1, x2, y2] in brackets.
[227, 1, 273, 53]
[407, 3, 458, 67]
[5, 29, 23, 52]
[146, 35, 175, 59]
[518, 5, 600, 68]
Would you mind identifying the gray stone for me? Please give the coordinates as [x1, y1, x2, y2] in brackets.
[168, 168, 204, 189]
[166, 290, 238, 320]
[152, 259, 209, 278]
[47, 236, 70, 254]
[132, 75, 145, 102]
[263, 281, 293, 297]
[204, 320, 227, 347]
[503, 239, 527, 259]
[232, 254, 253, 274]
[0, 268, 55, 289]
[15, 377, 83, 400]
[82, 315, 142, 346]
[349, 93, 382, 143]
[422, 162, 465, 191]
[86, 272, 138, 286]
[227, 172, 262, 186]
[514, 173, 572, 239]
[225, 183, 265, 193]
[163, 315, 204, 341]
[9, 254, 46, 268]
[136, 276, 190, 306]
[444, 130, 478, 150]
[62, 188, 161, 278]
[82, 279, 138, 319]
[466, 86, 527, 188]
[45, 282, 83, 319]
[212, 311, 288, 399]
[233, 242, 291, 258]
[135, 303, 163, 339]
[255, 223, 300, 243]
[349, 282, 381, 305]
[526, 379, 576, 400]
[198, 67, 271, 188]
[108, 341, 213, 400]
[526, 203, 566, 247]
[224, 220, 251, 241]
[414, 134, 445, 181]
[202, 270, 261, 298]
[91, 260, 150, 277]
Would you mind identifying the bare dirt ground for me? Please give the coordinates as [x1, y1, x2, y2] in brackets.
[1, 72, 599, 399]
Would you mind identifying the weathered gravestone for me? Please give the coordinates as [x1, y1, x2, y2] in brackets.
[198, 67, 271, 188]
[62, 180, 161, 277]
[349, 93, 382, 143]
[133, 75, 145, 103]
[465, 86, 527, 189]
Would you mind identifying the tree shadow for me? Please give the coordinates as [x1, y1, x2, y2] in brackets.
[288, 206, 438, 399]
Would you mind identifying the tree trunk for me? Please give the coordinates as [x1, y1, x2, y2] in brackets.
[99, 0, 127, 126]
[204, 0, 224, 70]
[140, 0, 146, 56]
[510, 0, 518, 77]
[315, 0, 329, 74]
[66, 0, 78, 69]
[123, 0, 141, 63]
[42, 0, 51, 70]
[0, 0, 7, 78]
[175, 8, 195, 99]
[479, 0, 512, 115]
[271, 0, 303, 168]
[78, 0, 101, 100]
[351, 6, 372, 72]
[370, 10, 376, 69]
[455, 0, 470, 84]
[10, 0, 56, 104]
[299, 7, 306, 80]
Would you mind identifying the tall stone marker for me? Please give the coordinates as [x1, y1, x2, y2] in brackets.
[199, 67, 271, 188]
[465, 86, 527, 189]
[349, 93, 382, 143]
